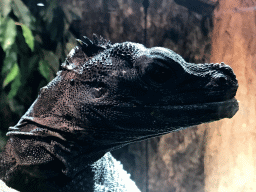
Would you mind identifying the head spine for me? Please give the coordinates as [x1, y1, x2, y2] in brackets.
[76, 34, 112, 57]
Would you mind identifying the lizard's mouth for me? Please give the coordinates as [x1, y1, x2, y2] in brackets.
[146, 88, 239, 124]
[124, 97, 239, 143]
[108, 94, 238, 131]
[164, 97, 238, 120]
[88, 96, 239, 146]
[141, 96, 238, 125]
[135, 84, 238, 108]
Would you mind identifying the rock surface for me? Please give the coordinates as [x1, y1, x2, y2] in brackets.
[0, 180, 18, 192]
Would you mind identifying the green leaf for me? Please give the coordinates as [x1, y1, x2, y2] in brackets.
[7, 73, 21, 99]
[1, 48, 17, 75]
[39, 60, 50, 81]
[7, 95, 24, 115]
[12, 0, 35, 29]
[0, 17, 16, 51]
[55, 42, 63, 59]
[46, 7, 64, 41]
[62, 3, 82, 25]
[43, 0, 58, 23]
[65, 32, 77, 55]
[43, 50, 59, 73]
[21, 24, 34, 51]
[0, 0, 12, 17]
[28, 55, 39, 72]
[3, 62, 19, 87]
[0, 126, 7, 151]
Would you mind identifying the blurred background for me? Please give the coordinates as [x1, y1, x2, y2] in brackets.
[0, 0, 255, 191]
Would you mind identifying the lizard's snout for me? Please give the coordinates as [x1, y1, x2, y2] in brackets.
[205, 62, 238, 92]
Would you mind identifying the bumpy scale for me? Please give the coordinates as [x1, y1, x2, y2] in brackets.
[0, 34, 238, 192]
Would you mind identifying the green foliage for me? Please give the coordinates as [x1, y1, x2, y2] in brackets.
[21, 24, 34, 51]
[0, 0, 12, 17]
[0, 0, 82, 138]
[12, 0, 35, 29]
[0, 17, 17, 51]
[38, 60, 51, 81]
[7, 72, 21, 100]
[1, 48, 17, 75]
[2, 63, 19, 88]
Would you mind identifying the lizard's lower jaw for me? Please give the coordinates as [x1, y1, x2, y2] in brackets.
[146, 97, 239, 124]
[94, 97, 239, 135]
[207, 97, 239, 119]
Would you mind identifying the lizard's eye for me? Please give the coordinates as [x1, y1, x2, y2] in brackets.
[149, 61, 174, 84]
[91, 82, 107, 98]
[92, 87, 107, 98]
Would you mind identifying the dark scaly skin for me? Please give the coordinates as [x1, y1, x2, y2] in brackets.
[0, 34, 239, 192]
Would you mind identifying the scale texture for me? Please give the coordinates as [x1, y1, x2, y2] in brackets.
[0, 35, 238, 192]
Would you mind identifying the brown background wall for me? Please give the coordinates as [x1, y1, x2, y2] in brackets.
[204, 0, 256, 191]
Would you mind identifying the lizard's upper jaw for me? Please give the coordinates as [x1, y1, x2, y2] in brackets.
[143, 81, 239, 123]
[127, 60, 239, 126]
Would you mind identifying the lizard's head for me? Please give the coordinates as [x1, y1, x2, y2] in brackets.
[2, 35, 238, 185]
[8, 35, 238, 150]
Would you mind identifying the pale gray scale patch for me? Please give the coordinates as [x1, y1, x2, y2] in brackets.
[92, 152, 140, 192]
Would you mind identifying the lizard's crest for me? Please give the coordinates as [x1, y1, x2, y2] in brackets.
[61, 35, 142, 82]
[77, 34, 112, 57]
[61, 34, 112, 73]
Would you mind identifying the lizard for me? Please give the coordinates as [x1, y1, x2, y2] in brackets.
[0, 34, 239, 192]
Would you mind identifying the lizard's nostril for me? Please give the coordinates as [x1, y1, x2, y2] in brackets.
[205, 74, 228, 88]
[216, 76, 227, 86]
[212, 62, 237, 80]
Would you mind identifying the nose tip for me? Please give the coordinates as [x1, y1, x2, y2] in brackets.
[205, 74, 225, 88]
[206, 62, 238, 92]
[206, 74, 228, 88]
[212, 62, 237, 80]
[215, 74, 228, 86]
